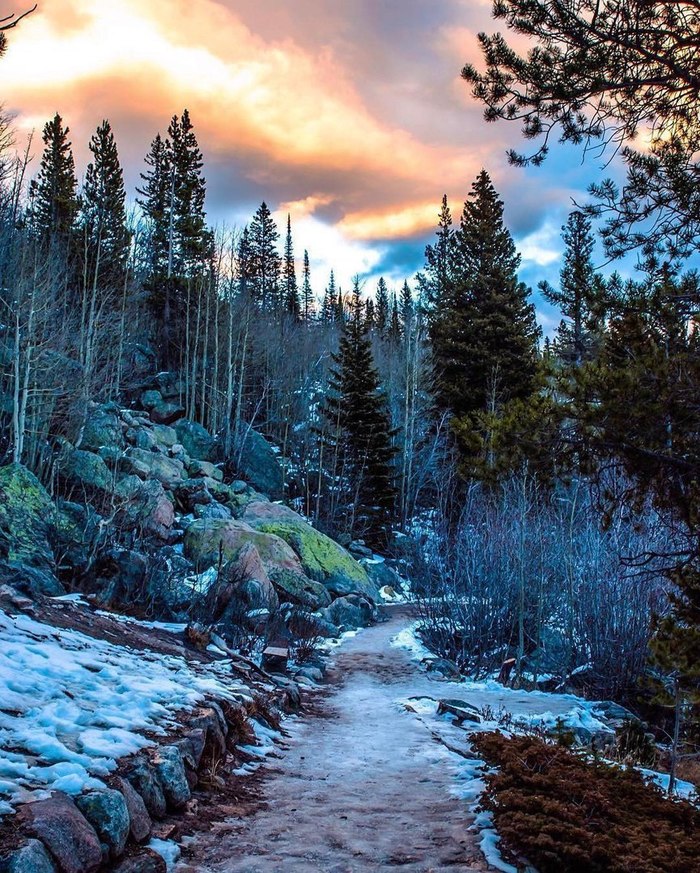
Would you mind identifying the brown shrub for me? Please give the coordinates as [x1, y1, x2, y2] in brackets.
[471, 731, 700, 873]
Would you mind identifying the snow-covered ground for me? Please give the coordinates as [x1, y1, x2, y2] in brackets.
[0, 607, 250, 815]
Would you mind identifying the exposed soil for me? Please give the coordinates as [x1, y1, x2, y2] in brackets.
[177, 610, 493, 872]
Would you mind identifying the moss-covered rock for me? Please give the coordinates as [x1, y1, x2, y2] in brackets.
[267, 567, 331, 609]
[244, 508, 379, 600]
[183, 518, 302, 574]
[121, 448, 185, 489]
[0, 463, 55, 569]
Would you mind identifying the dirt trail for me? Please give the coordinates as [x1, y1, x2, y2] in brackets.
[177, 610, 493, 872]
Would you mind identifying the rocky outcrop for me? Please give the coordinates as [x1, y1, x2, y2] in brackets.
[235, 428, 283, 499]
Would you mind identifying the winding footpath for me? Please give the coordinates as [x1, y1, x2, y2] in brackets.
[178, 610, 568, 872]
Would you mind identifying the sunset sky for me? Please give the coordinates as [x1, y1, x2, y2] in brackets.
[2, 0, 627, 330]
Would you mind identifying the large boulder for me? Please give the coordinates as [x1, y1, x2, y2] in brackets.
[79, 404, 124, 454]
[174, 419, 218, 462]
[121, 448, 185, 489]
[268, 567, 331, 609]
[235, 429, 283, 499]
[57, 446, 113, 493]
[52, 501, 104, 580]
[242, 502, 378, 601]
[326, 594, 375, 629]
[0, 464, 55, 570]
[18, 793, 102, 873]
[184, 518, 303, 575]
[75, 789, 130, 860]
[125, 759, 166, 820]
[0, 840, 57, 873]
[116, 480, 175, 536]
[151, 746, 190, 809]
[114, 776, 151, 843]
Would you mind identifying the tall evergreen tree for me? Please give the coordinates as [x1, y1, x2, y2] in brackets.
[283, 214, 300, 320]
[249, 202, 281, 311]
[400, 280, 414, 330]
[137, 132, 170, 283]
[365, 297, 375, 329]
[540, 211, 606, 365]
[30, 113, 78, 241]
[389, 293, 401, 342]
[81, 120, 129, 290]
[301, 249, 314, 322]
[375, 277, 389, 336]
[430, 170, 539, 421]
[321, 279, 397, 542]
[423, 194, 455, 309]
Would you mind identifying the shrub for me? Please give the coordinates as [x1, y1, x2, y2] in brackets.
[471, 731, 700, 873]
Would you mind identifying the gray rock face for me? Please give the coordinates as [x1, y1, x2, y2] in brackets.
[327, 594, 375, 629]
[151, 746, 191, 809]
[126, 759, 167, 820]
[122, 449, 185, 489]
[175, 419, 218, 462]
[18, 793, 102, 873]
[150, 401, 185, 426]
[0, 562, 64, 598]
[235, 429, 283, 499]
[58, 447, 113, 492]
[114, 776, 151, 843]
[80, 404, 125, 453]
[75, 788, 130, 859]
[0, 839, 57, 873]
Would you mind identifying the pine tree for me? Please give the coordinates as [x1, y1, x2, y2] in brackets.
[137, 132, 170, 283]
[81, 119, 129, 290]
[400, 280, 413, 330]
[249, 202, 281, 311]
[389, 293, 401, 342]
[283, 214, 300, 320]
[375, 277, 389, 336]
[30, 113, 78, 241]
[301, 249, 314, 322]
[540, 211, 606, 365]
[365, 298, 375, 329]
[321, 279, 397, 542]
[423, 194, 455, 309]
[326, 271, 338, 322]
[168, 109, 211, 278]
[430, 170, 540, 421]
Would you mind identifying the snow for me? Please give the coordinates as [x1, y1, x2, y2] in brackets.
[390, 621, 435, 661]
[0, 608, 245, 815]
[95, 611, 187, 634]
[640, 768, 697, 800]
[148, 838, 181, 870]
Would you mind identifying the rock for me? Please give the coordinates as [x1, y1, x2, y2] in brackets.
[268, 567, 331, 609]
[427, 658, 461, 680]
[295, 665, 323, 683]
[155, 372, 185, 399]
[593, 700, 638, 722]
[348, 540, 373, 558]
[119, 480, 175, 536]
[0, 561, 64, 598]
[174, 419, 218, 462]
[0, 464, 55, 570]
[18, 793, 102, 873]
[151, 746, 190, 809]
[125, 759, 167, 820]
[194, 502, 231, 521]
[437, 699, 481, 724]
[187, 459, 223, 481]
[52, 500, 103, 579]
[122, 448, 185, 489]
[242, 503, 378, 601]
[235, 429, 283, 498]
[75, 789, 130, 860]
[231, 480, 248, 494]
[183, 518, 304, 575]
[57, 446, 113, 493]
[361, 558, 403, 591]
[114, 776, 151, 843]
[140, 390, 162, 410]
[112, 849, 167, 873]
[79, 404, 125, 453]
[150, 424, 177, 449]
[0, 839, 57, 873]
[190, 707, 227, 761]
[262, 645, 289, 673]
[150, 401, 185, 426]
[326, 594, 375, 629]
[174, 480, 213, 512]
[132, 428, 159, 451]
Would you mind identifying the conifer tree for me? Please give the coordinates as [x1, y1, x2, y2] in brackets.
[249, 202, 281, 311]
[423, 194, 455, 309]
[283, 214, 300, 320]
[81, 119, 129, 290]
[137, 132, 170, 283]
[430, 170, 539, 421]
[540, 211, 606, 365]
[389, 293, 401, 342]
[375, 277, 389, 336]
[321, 279, 397, 542]
[301, 249, 313, 322]
[30, 113, 78, 241]
[365, 298, 375, 329]
[335, 286, 345, 324]
[400, 280, 413, 330]
[322, 271, 338, 323]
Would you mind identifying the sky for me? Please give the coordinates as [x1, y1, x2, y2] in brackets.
[1, 0, 629, 331]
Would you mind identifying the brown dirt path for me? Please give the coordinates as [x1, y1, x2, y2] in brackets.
[176, 610, 492, 872]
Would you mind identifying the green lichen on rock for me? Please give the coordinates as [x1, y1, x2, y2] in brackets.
[0, 463, 55, 567]
[253, 520, 379, 600]
[80, 403, 124, 453]
[183, 518, 303, 575]
[267, 567, 331, 609]
[58, 446, 113, 492]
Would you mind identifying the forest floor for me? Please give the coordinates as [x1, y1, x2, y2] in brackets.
[175, 608, 586, 873]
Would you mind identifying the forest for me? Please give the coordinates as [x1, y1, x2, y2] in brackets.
[1, 2, 700, 872]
